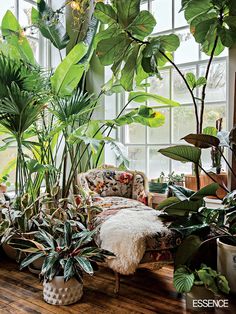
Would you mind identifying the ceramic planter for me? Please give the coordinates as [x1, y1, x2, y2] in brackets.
[185, 286, 215, 312]
[217, 238, 236, 294]
[43, 276, 83, 305]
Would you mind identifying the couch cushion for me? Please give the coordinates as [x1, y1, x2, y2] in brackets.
[92, 196, 182, 251]
[85, 170, 133, 198]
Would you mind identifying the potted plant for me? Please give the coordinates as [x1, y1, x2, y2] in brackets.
[149, 172, 168, 193]
[174, 264, 230, 312]
[10, 221, 114, 305]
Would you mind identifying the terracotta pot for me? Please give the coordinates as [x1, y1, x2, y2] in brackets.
[43, 276, 83, 305]
[217, 238, 236, 294]
[2, 243, 19, 261]
[185, 173, 227, 199]
[0, 184, 7, 193]
[185, 286, 215, 312]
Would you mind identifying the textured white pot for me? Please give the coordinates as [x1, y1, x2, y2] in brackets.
[217, 238, 236, 294]
[43, 276, 83, 305]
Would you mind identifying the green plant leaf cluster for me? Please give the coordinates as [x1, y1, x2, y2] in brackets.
[181, 0, 236, 55]
[95, 0, 180, 90]
[1, 10, 35, 63]
[31, 0, 69, 50]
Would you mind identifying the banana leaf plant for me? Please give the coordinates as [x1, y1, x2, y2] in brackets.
[9, 221, 114, 282]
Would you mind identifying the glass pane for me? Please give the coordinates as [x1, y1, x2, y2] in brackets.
[0, 1, 15, 23]
[201, 48, 228, 60]
[174, 0, 187, 28]
[199, 62, 226, 102]
[28, 38, 39, 62]
[19, 1, 37, 37]
[151, 0, 172, 33]
[174, 30, 199, 64]
[148, 70, 170, 101]
[149, 146, 170, 179]
[125, 123, 146, 144]
[172, 159, 192, 174]
[172, 66, 196, 103]
[148, 108, 170, 144]
[203, 104, 226, 130]
[128, 146, 146, 172]
[141, 1, 148, 10]
[0, 147, 16, 188]
[172, 105, 197, 142]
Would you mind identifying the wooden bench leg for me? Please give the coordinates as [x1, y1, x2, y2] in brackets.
[114, 271, 120, 294]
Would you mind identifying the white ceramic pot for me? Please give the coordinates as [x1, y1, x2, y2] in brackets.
[185, 286, 214, 312]
[217, 238, 236, 294]
[43, 276, 83, 305]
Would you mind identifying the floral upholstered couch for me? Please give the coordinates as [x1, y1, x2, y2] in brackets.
[77, 166, 182, 271]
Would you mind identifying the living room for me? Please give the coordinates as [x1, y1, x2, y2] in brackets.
[0, 0, 236, 313]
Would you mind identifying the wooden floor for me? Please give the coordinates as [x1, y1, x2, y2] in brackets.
[0, 256, 235, 314]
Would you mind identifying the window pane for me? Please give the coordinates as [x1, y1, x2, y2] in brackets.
[0, 147, 16, 188]
[172, 159, 192, 174]
[128, 146, 146, 172]
[149, 146, 170, 179]
[148, 70, 170, 101]
[199, 62, 226, 102]
[172, 66, 196, 103]
[203, 104, 226, 129]
[174, 0, 187, 28]
[148, 108, 170, 144]
[28, 38, 39, 62]
[0, 1, 15, 23]
[141, 1, 148, 10]
[174, 30, 199, 64]
[151, 0, 172, 33]
[125, 124, 146, 144]
[172, 105, 196, 142]
[19, 1, 37, 37]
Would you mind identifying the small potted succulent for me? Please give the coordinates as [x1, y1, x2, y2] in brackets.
[174, 264, 230, 312]
[10, 221, 114, 305]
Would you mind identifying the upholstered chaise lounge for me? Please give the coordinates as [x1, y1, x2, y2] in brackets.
[77, 165, 181, 293]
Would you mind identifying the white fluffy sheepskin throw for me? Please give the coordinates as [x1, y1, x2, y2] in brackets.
[99, 207, 167, 275]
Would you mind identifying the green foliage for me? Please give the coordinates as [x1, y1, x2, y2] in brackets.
[174, 266, 195, 293]
[185, 72, 207, 90]
[181, 0, 236, 55]
[158, 145, 201, 164]
[128, 92, 180, 107]
[95, 0, 180, 90]
[1, 11, 35, 63]
[10, 221, 114, 282]
[31, 0, 69, 50]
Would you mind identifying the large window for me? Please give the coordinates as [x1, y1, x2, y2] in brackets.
[0, 0, 49, 187]
[118, 0, 228, 179]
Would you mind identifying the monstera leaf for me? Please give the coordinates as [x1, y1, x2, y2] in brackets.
[31, 0, 69, 50]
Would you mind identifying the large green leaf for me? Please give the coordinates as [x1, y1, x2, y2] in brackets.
[182, 133, 220, 148]
[31, 1, 69, 50]
[120, 46, 140, 90]
[158, 145, 201, 164]
[94, 2, 117, 25]
[184, 0, 212, 23]
[51, 42, 88, 96]
[191, 183, 218, 200]
[1, 11, 35, 64]
[128, 91, 180, 107]
[114, 0, 141, 27]
[175, 235, 202, 268]
[96, 34, 131, 65]
[127, 11, 156, 38]
[173, 266, 195, 293]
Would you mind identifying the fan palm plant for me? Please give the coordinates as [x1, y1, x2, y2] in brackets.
[0, 53, 49, 199]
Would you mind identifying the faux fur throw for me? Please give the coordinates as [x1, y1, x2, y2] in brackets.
[99, 207, 167, 275]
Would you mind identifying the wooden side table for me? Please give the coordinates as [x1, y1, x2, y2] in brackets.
[149, 192, 168, 209]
